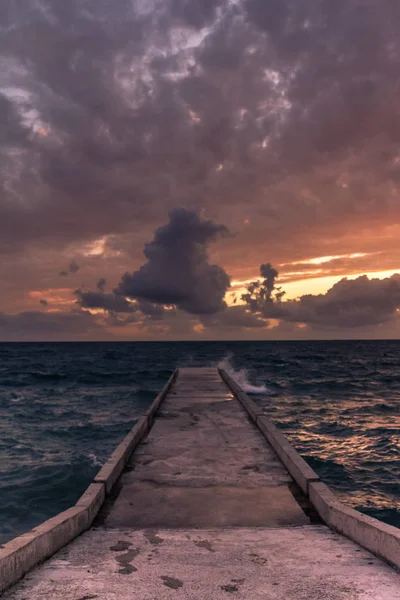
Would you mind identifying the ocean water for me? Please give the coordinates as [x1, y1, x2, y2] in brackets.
[0, 341, 398, 543]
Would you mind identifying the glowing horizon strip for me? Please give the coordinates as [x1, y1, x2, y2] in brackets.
[282, 268, 400, 299]
[279, 252, 371, 267]
[228, 266, 400, 304]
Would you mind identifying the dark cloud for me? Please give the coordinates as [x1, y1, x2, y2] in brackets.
[201, 305, 267, 329]
[105, 312, 139, 328]
[242, 263, 285, 316]
[75, 289, 166, 321]
[58, 260, 79, 277]
[39, 299, 48, 306]
[0, 93, 30, 147]
[115, 209, 231, 314]
[69, 260, 80, 273]
[283, 275, 400, 328]
[171, 0, 220, 29]
[244, 266, 400, 328]
[2, 0, 400, 260]
[260, 263, 279, 292]
[136, 299, 166, 320]
[1, 0, 400, 339]
[97, 278, 106, 292]
[75, 290, 136, 313]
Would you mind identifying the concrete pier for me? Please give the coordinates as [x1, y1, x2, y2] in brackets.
[1, 368, 399, 599]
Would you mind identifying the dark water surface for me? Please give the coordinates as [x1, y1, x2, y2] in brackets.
[0, 341, 398, 543]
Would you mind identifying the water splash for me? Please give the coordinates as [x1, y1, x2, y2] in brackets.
[87, 452, 103, 467]
[217, 355, 268, 394]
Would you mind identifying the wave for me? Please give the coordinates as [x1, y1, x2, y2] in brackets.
[217, 355, 269, 394]
[87, 452, 103, 467]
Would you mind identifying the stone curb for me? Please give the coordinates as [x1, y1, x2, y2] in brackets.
[94, 368, 178, 494]
[257, 416, 320, 495]
[0, 506, 93, 595]
[310, 481, 400, 570]
[94, 417, 149, 494]
[219, 368, 262, 421]
[0, 369, 178, 595]
[219, 369, 320, 495]
[219, 368, 400, 570]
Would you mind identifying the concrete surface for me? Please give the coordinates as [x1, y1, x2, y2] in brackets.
[4, 527, 399, 600]
[2, 367, 399, 598]
[104, 367, 307, 529]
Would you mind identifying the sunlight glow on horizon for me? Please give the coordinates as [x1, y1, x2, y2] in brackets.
[228, 267, 400, 304]
[279, 252, 371, 267]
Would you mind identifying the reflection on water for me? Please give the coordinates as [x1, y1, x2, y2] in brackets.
[224, 344, 399, 528]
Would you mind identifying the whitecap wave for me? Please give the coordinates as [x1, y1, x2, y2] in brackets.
[217, 354, 269, 394]
[87, 452, 103, 467]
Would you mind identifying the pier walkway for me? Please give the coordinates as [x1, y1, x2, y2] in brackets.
[2, 368, 399, 599]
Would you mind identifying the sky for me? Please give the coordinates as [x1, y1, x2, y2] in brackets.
[1, 0, 400, 341]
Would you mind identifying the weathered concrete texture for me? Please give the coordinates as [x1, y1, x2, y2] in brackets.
[104, 367, 307, 529]
[4, 527, 399, 600]
[104, 483, 307, 528]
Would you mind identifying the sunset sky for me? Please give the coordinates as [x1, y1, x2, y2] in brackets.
[1, 0, 400, 340]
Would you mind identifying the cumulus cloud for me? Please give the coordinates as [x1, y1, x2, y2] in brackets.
[75, 290, 136, 313]
[242, 263, 285, 316]
[136, 299, 167, 320]
[201, 305, 267, 330]
[115, 209, 231, 314]
[283, 275, 400, 328]
[244, 266, 400, 329]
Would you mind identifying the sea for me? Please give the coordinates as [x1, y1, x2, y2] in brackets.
[0, 340, 399, 544]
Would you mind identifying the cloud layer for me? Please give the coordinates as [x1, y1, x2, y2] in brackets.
[2, 0, 400, 258]
[1, 1, 400, 339]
